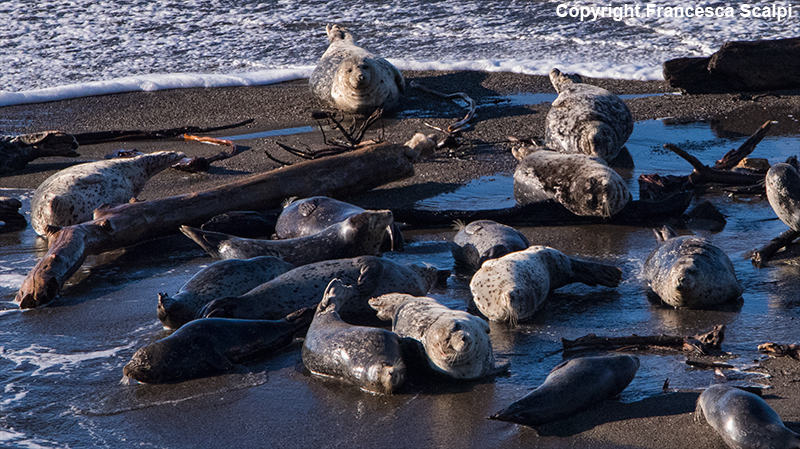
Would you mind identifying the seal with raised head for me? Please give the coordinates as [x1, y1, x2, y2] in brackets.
[276, 196, 404, 251]
[199, 256, 443, 324]
[180, 209, 394, 266]
[545, 68, 633, 162]
[309, 24, 405, 114]
[695, 384, 800, 449]
[766, 162, 800, 231]
[450, 219, 529, 271]
[643, 226, 742, 309]
[123, 307, 315, 384]
[369, 293, 508, 379]
[31, 151, 185, 236]
[513, 149, 631, 218]
[157, 256, 294, 330]
[470, 246, 622, 323]
[302, 279, 406, 394]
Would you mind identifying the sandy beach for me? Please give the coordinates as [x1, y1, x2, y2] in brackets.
[2, 71, 800, 448]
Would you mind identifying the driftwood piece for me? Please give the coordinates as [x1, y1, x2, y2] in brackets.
[171, 135, 240, 173]
[748, 228, 800, 268]
[561, 325, 726, 356]
[713, 121, 774, 170]
[15, 141, 421, 309]
[664, 144, 765, 185]
[758, 342, 800, 361]
[71, 119, 254, 145]
[0, 197, 27, 232]
[0, 132, 79, 174]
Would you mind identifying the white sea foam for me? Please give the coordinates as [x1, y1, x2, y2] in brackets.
[0, 343, 135, 377]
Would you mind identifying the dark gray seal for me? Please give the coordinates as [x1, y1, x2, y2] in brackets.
[31, 151, 185, 236]
[470, 246, 622, 323]
[766, 162, 800, 231]
[123, 307, 315, 384]
[309, 24, 405, 114]
[643, 226, 743, 308]
[513, 149, 630, 218]
[302, 279, 406, 394]
[157, 256, 294, 330]
[276, 196, 403, 251]
[199, 256, 443, 324]
[490, 354, 640, 426]
[180, 209, 393, 265]
[695, 384, 800, 449]
[450, 220, 529, 271]
[369, 293, 508, 379]
[545, 68, 633, 162]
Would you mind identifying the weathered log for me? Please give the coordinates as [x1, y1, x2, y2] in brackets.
[71, 119, 254, 145]
[664, 144, 765, 186]
[748, 228, 800, 268]
[662, 57, 728, 94]
[15, 141, 422, 309]
[561, 325, 725, 356]
[709, 37, 800, 92]
[713, 121, 774, 170]
[758, 342, 800, 361]
[0, 196, 27, 232]
[0, 132, 79, 174]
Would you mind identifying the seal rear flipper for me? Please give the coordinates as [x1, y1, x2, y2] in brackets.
[653, 225, 679, 243]
[368, 293, 414, 321]
[388, 222, 404, 252]
[283, 305, 318, 332]
[180, 225, 224, 259]
[568, 258, 622, 288]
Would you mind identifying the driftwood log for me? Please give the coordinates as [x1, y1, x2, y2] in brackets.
[759, 342, 800, 360]
[71, 119, 253, 145]
[561, 325, 726, 356]
[15, 141, 422, 309]
[748, 229, 800, 268]
[0, 132, 79, 174]
[0, 197, 27, 232]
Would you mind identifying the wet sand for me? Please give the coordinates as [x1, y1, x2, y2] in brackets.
[2, 71, 800, 448]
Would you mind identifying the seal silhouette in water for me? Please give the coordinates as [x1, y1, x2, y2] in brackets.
[766, 162, 800, 231]
[450, 220, 529, 271]
[490, 354, 640, 426]
[309, 24, 405, 114]
[302, 279, 406, 395]
[695, 384, 800, 449]
[642, 226, 742, 309]
[470, 246, 622, 323]
[545, 68, 633, 162]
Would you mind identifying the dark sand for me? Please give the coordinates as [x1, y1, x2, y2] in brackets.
[2, 71, 800, 448]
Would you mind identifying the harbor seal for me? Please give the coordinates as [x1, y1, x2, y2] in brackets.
[490, 354, 640, 426]
[450, 220, 529, 271]
[545, 68, 633, 162]
[199, 256, 443, 324]
[123, 307, 315, 384]
[309, 24, 405, 114]
[369, 293, 509, 379]
[157, 256, 294, 330]
[643, 226, 743, 308]
[695, 384, 800, 449]
[766, 162, 800, 231]
[31, 151, 184, 236]
[470, 246, 622, 323]
[302, 279, 406, 394]
[513, 149, 631, 218]
[276, 196, 404, 251]
[180, 209, 393, 266]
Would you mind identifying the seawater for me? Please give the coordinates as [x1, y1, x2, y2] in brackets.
[2, 0, 799, 105]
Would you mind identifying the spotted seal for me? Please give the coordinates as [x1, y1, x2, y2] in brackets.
[450, 220, 529, 271]
[643, 226, 742, 309]
[30, 151, 184, 236]
[695, 384, 800, 449]
[123, 307, 315, 384]
[276, 196, 404, 251]
[309, 24, 405, 114]
[199, 255, 443, 324]
[369, 293, 508, 379]
[513, 149, 631, 218]
[766, 162, 800, 231]
[490, 354, 640, 426]
[157, 256, 294, 330]
[545, 68, 633, 162]
[302, 279, 406, 394]
[180, 209, 393, 265]
[470, 246, 622, 323]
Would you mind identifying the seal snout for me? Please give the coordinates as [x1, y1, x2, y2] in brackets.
[368, 362, 405, 395]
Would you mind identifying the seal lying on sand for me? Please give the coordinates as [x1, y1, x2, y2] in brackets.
[302, 279, 406, 394]
[766, 162, 800, 231]
[123, 307, 315, 384]
[545, 68, 633, 162]
[695, 384, 800, 449]
[31, 151, 184, 236]
[309, 24, 405, 114]
[180, 209, 393, 266]
[276, 196, 404, 251]
[513, 149, 630, 218]
[157, 256, 294, 330]
[470, 246, 622, 323]
[199, 256, 443, 324]
[450, 220, 529, 271]
[643, 226, 742, 309]
[490, 354, 640, 426]
[369, 293, 508, 379]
